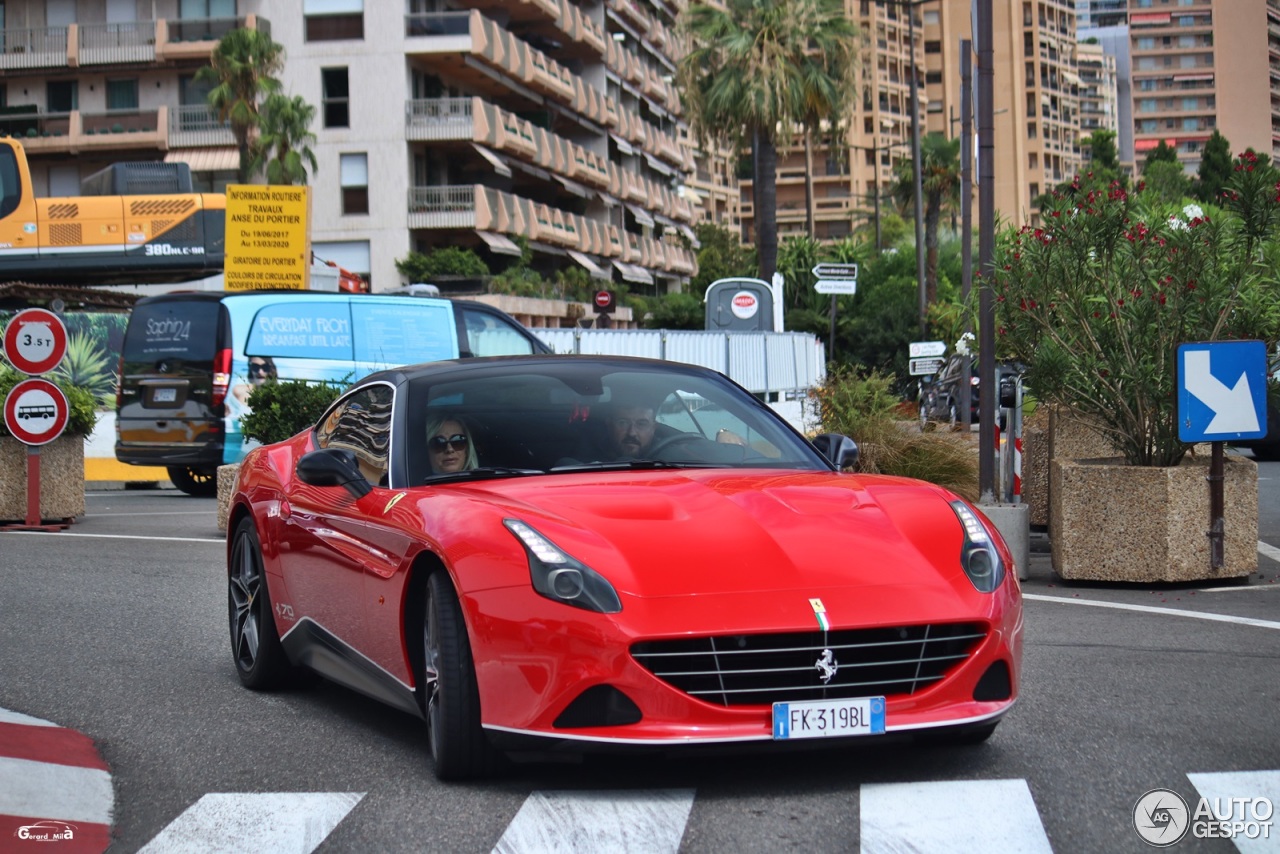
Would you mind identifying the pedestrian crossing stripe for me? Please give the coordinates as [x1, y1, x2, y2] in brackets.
[136, 792, 364, 854]
[859, 779, 1052, 854]
[493, 789, 695, 854]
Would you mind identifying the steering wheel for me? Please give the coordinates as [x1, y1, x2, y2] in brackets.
[645, 432, 707, 458]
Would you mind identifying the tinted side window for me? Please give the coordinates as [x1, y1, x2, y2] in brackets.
[461, 306, 537, 357]
[0, 144, 21, 219]
[123, 300, 221, 361]
[317, 384, 394, 486]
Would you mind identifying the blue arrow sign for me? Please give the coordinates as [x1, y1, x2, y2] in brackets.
[1176, 341, 1268, 442]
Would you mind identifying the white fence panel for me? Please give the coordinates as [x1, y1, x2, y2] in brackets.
[531, 329, 826, 398]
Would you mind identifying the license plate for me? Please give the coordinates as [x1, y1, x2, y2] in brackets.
[153, 388, 177, 403]
[772, 696, 886, 740]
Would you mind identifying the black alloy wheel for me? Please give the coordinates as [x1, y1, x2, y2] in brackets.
[423, 571, 503, 780]
[228, 517, 290, 689]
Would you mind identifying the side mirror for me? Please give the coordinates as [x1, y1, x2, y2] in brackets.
[297, 448, 373, 499]
[811, 433, 859, 470]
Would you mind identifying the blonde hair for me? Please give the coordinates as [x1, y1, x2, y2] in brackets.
[425, 414, 478, 471]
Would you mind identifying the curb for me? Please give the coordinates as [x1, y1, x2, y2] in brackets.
[0, 708, 113, 853]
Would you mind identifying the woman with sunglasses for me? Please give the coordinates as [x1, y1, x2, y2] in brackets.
[425, 414, 478, 474]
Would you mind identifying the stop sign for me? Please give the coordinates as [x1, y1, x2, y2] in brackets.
[594, 290, 615, 313]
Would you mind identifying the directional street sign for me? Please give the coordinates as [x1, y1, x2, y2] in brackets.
[812, 263, 858, 279]
[815, 280, 857, 295]
[909, 340, 947, 358]
[909, 357, 946, 376]
[1176, 341, 1268, 442]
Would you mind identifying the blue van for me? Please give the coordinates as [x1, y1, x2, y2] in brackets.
[115, 291, 549, 494]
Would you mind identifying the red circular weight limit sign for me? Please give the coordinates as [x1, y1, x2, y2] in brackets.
[2, 308, 68, 375]
[4, 378, 70, 446]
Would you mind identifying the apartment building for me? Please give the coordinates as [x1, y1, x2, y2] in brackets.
[0, 0, 700, 294]
[0, 2, 245, 196]
[735, 0, 922, 246]
[1129, 0, 1279, 170]
[1075, 39, 1120, 156]
[1075, 0, 1127, 28]
[923, 0, 1083, 223]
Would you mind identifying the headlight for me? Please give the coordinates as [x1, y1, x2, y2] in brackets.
[949, 501, 1006, 593]
[503, 519, 622, 614]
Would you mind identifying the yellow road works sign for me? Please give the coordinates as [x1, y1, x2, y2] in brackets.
[224, 185, 311, 291]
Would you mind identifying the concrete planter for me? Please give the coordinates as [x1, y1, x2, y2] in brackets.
[1050, 454, 1257, 582]
[216, 463, 240, 534]
[0, 436, 86, 523]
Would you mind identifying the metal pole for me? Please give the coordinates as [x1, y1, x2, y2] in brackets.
[977, 0, 996, 501]
[959, 39, 973, 431]
[1209, 441, 1225, 569]
[908, 3, 927, 338]
[873, 176, 882, 253]
[829, 294, 837, 361]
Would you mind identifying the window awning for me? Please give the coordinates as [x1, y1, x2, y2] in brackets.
[678, 223, 700, 247]
[644, 153, 675, 176]
[476, 230, 523, 256]
[163, 147, 238, 171]
[613, 261, 654, 285]
[554, 174, 591, 198]
[609, 133, 635, 156]
[472, 143, 512, 178]
[567, 249, 611, 280]
[597, 191, 620, 206]
[677, 185, 704, 205]
[654, 213, 677, 228]
[624, 203, 655, 228]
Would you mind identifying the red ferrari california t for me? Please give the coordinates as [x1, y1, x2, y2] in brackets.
[227, 355, 1022, 779]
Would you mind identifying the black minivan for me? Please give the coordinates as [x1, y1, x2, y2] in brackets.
[115, 291, 549, 495]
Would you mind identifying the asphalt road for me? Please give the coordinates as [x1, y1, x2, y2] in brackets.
[2, 462, 1279, 853]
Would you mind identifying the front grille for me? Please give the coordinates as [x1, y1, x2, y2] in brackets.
[631, 623, 986, 707]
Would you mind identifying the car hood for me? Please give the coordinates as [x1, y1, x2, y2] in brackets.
[463, 469, 970, 600]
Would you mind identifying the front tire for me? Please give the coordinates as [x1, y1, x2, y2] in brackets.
[168, 465, 218, 497]
[228, 517, 291, 689]
[424, 571, 503, 780]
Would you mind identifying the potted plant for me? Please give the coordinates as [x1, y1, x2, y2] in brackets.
[990, 152, 1280, 581]
[216, 377, 343, 532]
[0, 369, 99, 523]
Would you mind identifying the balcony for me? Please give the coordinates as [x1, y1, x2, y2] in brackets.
[79, 20, 157, 64]
[0, 108, 166, 154]
[407, 184, 697, 275]
[404, 97, 475, 141]
[406, 10, 616, 125]
[0, 15, 267, 71]
[0, 26, 70, 69]
[168, 105, 234, 148]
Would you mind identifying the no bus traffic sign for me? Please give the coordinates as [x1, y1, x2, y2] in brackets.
[2, 308, 68, 375]
[3, 377, 70, 446]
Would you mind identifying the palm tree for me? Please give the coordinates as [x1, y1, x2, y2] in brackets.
[891, 132, 960, 306]
[249, 93, 318, 185]
[195, 28, 284, 183]
[679, 0, 857, 280]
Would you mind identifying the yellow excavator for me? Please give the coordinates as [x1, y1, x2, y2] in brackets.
[0, 135, 226, 285]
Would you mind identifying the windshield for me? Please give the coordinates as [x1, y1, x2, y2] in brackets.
[406, 361, 828, 481]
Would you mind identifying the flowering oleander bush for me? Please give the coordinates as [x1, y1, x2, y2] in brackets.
[991, 152, 1280, 467]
